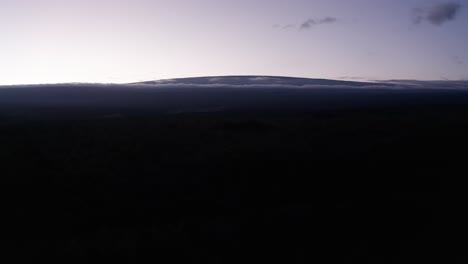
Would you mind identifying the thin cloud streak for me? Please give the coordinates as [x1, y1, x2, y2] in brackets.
[412, 2, 462, 26]
[300, 17, 338, 30]
[274, 16, 337, 31]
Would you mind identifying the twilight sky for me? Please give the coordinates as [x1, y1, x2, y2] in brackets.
[1, 0, 467, 85]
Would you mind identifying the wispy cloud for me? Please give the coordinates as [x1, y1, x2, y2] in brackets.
[300, 17, 338, 30]
[274, 16, 337, 31]
[412, 2, 462, 26]
[453, 56, 464, 65]
[273, 24, 296, 30]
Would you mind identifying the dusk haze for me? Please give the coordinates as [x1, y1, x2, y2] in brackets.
[1, 0, 467, 85]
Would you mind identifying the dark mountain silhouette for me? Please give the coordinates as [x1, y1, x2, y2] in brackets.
[1, 76, 467, 120]
[2, 76, 468, 263]
[135, 75, 375, 86]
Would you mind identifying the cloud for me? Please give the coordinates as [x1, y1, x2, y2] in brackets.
[126, 82, 467, 90]
[300, 17, 337, 30]
[300, 19, 315, 29]
[427, 2, 462, 25]
[273, 24, 296, 30]
[0, 83, 405, 92]
[274, 17, 337, 31]
[209, 77, 224, 82]
[453, 56, 464, 65]
[320, 17, 338, 24]
[249, 77, 278, 82]
[412, 2, 462, 26]
[411, 8, 425, 24]
[3, 75, 468, 93]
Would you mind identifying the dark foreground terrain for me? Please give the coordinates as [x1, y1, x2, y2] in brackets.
[2, 78, 468, 263]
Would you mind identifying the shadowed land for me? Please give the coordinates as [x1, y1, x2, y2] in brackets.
[2, 77, 468, 263]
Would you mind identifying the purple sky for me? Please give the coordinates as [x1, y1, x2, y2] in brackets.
[1, 0, 467, 84]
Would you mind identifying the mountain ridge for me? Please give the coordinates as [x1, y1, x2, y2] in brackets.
[133, 75, 377, 87]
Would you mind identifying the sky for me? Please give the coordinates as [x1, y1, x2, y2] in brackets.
[0, 0, 467, 85]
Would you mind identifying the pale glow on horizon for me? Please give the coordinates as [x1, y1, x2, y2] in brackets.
[1, 0, 467, 85]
